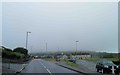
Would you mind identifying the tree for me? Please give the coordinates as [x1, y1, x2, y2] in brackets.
[5, 48, 12, 52]
[118, 53, 120, 61]
[2, 47, 13, 59]
[13, 47, 28, 55]
[2, 47, 13, 52]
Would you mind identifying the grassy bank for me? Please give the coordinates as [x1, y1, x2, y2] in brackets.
[85, 57, 119, 62]
[67, 62, 80, 68]
[43, 58, 56, 62]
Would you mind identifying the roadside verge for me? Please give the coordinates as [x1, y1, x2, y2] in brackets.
[15, 59, 33, 74]
[15, 64, 28, 74]
[56, 62, 87, 75]
[2, 59, 32, 75]
[56, 62, 103, 75]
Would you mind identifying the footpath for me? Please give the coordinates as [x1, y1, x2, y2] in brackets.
[2, 59, 32, 75]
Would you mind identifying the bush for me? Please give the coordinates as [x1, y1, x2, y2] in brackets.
[13, 47, 28, 55]
[2, 48, 25, 59]
[4, 48, 12, 52]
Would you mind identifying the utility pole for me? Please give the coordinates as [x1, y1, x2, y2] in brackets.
[46, 43, 47, 52]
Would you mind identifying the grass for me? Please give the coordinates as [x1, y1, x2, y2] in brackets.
[85, 57, 100, 61]
[67, 61, 80, 68]
[85, 57, 119, 62]
[43, 58, 56, 62]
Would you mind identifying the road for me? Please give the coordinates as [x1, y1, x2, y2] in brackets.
[20, 59, 83, 75]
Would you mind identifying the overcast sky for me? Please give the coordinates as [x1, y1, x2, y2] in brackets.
[2, 2, 118, 53]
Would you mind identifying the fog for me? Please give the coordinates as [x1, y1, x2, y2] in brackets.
[2, 2, 118, 53]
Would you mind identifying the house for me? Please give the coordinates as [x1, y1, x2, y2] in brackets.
[72, 55, 91, 59]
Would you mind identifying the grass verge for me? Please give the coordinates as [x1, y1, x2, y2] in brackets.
[67, 61, 80, 68]
[43, 58, 56, 62]
[85, 57, 119, 62]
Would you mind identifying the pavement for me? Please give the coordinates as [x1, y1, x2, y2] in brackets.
[2, 63, 28, 73]
[56, 62, 95, 75]
[56, 62, 87, 75]
[2, 59, 31, 75]
[76, 60, 97, 73]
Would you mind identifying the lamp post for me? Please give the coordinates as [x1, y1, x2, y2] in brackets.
[46, 42, 47, 52]
[26, 32, 31, 49]
[75, 41, 79, 59]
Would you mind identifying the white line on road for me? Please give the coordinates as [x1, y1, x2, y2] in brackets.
[40, 62, 52, 74]
[41, 62, 47, 69]
[46, 69, 52, 74]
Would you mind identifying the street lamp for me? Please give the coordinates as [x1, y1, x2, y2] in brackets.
[26, 32, 31, 49]
[75, 41, 79, 59]
[46, 42, 47, 52]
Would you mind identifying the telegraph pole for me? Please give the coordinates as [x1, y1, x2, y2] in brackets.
[75, 41, 79, 59]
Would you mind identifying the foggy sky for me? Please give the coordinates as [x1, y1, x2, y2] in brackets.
[2, 2, 118, 53]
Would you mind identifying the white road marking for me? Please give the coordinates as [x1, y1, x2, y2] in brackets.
[40, 62, 52, 74]
[40, 62, 47, 69]
[46, 69, 52, 74]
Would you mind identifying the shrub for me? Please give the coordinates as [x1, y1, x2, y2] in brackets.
[13, 47, 28, 55]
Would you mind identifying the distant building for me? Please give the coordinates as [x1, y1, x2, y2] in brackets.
[60, 55, 68, 60]
[72, 55, 91, 59]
